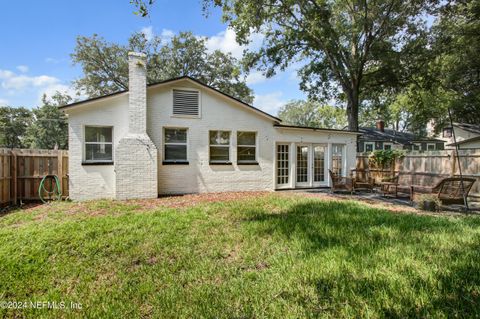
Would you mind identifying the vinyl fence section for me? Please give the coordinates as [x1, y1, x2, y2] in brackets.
[0, 148, 68, 206]
[356, 149, 480, 199]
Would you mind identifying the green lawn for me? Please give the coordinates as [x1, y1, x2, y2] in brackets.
[1, 194, 480, 318]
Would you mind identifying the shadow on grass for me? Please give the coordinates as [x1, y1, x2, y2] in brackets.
[241, 199, 480, 317]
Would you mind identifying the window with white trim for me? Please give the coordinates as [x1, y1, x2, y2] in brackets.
[427, 143, 436, 151]
[209, 131, 230, 163]
[383, 143, 392, 150]
[237, 131, 256, 163]
[172, 89, 200, 116]
[365, 142, 374, 152]
[413, 143, 421, 151]
[164, 128, 188, 162]
[84, 126, 113, 162]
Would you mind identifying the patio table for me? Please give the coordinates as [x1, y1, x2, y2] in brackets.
[379, 181, 399, 198]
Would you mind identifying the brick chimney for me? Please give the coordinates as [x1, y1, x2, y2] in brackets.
[376, 120, 385, 132]
[128, 52, 147, 134]
[114, 52, 158, 200]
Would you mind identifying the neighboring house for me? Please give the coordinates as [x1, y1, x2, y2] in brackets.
[448, 136, 480, 149]
[357, 120, 445, 152]
[439, 123, 480, 149]
[61, 52, 359, 201]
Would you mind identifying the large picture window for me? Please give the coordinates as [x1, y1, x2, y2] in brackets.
[164, 128, 188, 162]
[237, 131, 256, 163]
[84, 126, 113, 162]
[209, 131, 230, 163]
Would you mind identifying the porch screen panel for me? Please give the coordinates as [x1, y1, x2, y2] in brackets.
[313, 145, 325, 182]
[332, 144, 344, 176]
[296, 146, 308, 183]
[276, 144, 289, 185]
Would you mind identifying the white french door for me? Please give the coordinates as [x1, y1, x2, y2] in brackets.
[295, 145, 310, 187]
[312, 144, 327, 187]
[294, 144, 327, 188]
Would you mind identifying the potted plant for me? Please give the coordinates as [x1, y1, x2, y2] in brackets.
[415, 194, 441, 212]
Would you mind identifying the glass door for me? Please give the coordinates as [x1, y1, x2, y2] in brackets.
[312, 144, 326, 186]
[296, 145, 309, 187]
[276, 144, 290, 188]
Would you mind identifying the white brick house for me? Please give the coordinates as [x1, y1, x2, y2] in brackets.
[61, 52, 359, 201]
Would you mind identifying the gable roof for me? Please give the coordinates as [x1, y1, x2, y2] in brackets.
[447, 136, 480, 146]
[59, 76, 281, 122]
[358, 127, 444, 145]
[453, 123, 480, 135]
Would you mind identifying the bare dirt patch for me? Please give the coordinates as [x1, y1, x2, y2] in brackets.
[130, 191, 272, 210]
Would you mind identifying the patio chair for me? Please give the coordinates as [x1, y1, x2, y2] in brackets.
[329, 169, 354, 194]
[379, 175, 400, 197]
[410, 177, 476, 205]
[351, 169, 375, 192]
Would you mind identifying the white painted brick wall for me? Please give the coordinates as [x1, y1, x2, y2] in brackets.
[66, 77, 357, 200]
[67, 95, 129, 200]
[115, 133, 157, 200]
[115, 52, 157, 200]
[148, 81, 358, 194]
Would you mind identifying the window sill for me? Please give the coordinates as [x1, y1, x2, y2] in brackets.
[162, 161, 189, 165]
[82, 161, 113, 166]
[237, 162, 259, 165]
[209, 161, 232, 165]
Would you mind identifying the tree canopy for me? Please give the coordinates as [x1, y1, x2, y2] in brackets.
[0, 106, 32, 148]
[278, 100, 347, 129]
[72, 31, 254, 103]
[204, 0, 432, 130]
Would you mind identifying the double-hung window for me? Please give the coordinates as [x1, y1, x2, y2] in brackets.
[84, 126, 113, 163]
[237, 131, 257, 164]
[209, 131, 230, 163]
[164, 128, 188, 163]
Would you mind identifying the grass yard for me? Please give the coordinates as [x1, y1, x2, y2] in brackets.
[1, 193, 480, 318]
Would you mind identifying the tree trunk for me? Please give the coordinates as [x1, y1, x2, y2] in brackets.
[346, 88, 359, 131]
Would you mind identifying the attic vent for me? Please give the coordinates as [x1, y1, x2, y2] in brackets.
[173, 89, 200, 116]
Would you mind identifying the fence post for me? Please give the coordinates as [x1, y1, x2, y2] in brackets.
[451, 150, 456, 177]
[11, 150, 17, 205]
[57, 150, 63, 196]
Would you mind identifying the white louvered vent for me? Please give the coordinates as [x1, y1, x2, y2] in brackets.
[173, 89, 200, 116]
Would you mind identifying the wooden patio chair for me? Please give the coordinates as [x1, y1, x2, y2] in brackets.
[410, 177, 476, 205]
[350, 169, 375, 192]
[329, 169, 353, 194]
[379, 175, 400, 197]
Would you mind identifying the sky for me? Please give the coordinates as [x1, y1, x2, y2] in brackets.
[0, 0, 306, 116]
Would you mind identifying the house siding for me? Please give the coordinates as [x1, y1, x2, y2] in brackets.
[66, 79, 357, 200]
[148, 82, 357, 194]
[67, 95, 129, 200]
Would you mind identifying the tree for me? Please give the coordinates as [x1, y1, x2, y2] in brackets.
[278, 100, 347, 129]
[72, 31, 254, 103]
[0, 106, 32, 148]
[429, 0, 480, 125]
[26, 93, 70, 150]
[204, 0, 431, 130]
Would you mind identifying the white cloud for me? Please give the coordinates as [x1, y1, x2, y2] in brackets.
[246, 71, 267, 85]
[0, 98, 8, 105]
[0, 68, 77, 106]
[205, 27, 264, 59]
[141, 26, 154, 41]
[17, 65, 29, 73]
[161, 29, 174, 41]
[45, 57, 61, 64]
[253, 91, 286, 116]
[0, 70, 58, 90]
[39, 83, 78, 103]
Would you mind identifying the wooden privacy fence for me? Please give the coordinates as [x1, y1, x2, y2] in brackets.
[0, 148, 68, 206]
[356, 149, 480, 199]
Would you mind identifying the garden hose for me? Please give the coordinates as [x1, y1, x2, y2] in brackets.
[38, 174, 62, 203]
